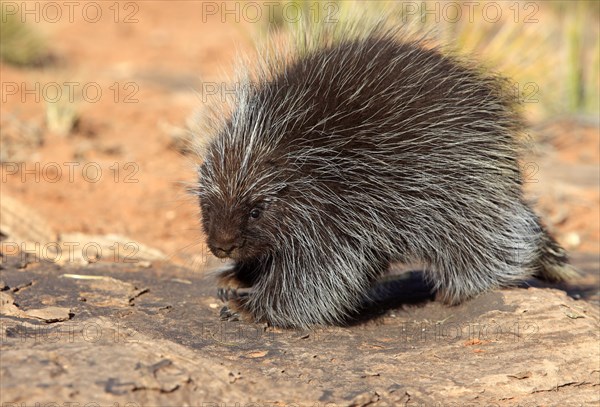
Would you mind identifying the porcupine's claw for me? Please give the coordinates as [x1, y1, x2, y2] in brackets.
[217, 287, 251, 322]
[217, 286, 252, 302]
[218, 287, 241, 321]
[219, 305, 240, 321]
[217, 287, 236, 302]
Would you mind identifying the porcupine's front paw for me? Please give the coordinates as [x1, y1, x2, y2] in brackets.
[216, 263, 249, 298]
[217, 286, 242, 322]
[216, 267, 242, 321]
[219, 304, 240, 321]
[218, 288, 252, 322]
[214, 263, 253, 321]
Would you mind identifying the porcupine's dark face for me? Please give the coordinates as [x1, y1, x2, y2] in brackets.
[197, 159, 285, 262]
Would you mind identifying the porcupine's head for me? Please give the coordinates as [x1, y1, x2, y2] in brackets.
[196, 87, 294, 261]
[195, 20, 405, 264]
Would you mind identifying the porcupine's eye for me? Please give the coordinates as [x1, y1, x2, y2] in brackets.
[249, 208, 261, 219]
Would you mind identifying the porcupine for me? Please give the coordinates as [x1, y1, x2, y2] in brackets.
[194, 21, 576, 329]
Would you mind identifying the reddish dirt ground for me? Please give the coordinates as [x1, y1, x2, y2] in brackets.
[1, 1, 598, 269]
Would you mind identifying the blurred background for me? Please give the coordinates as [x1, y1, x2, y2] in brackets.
[1, 1, 598, 271]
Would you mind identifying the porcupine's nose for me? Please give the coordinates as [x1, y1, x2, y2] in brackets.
[211, 234, 239, 258]
[214, 242, 238, 256]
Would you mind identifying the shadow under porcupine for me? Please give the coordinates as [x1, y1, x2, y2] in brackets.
[194, 20, 577, 329]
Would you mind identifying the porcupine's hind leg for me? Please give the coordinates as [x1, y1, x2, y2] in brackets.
[425, 204, 545, 304]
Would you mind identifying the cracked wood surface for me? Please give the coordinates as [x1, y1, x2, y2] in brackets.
[1, 253, 599, 406]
